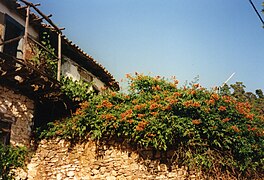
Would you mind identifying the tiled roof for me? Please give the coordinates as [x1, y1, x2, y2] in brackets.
[2, 0, 119, 90]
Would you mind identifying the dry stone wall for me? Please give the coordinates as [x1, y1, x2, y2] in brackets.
[0, 85, 34, 146]
[23, 139, 201, 180]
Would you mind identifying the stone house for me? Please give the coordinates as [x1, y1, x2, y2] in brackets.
[0, 0, 119, 147]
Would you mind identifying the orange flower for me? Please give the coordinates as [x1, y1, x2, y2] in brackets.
[80, 101, 89, 109]
[126, 73, 132, 79]
[183, 100, 193, 108]
[211, 94, 219, 101]
[134, 104, 147, 111]
[218, 106, 227, 111]
[120, 109, 133, 120]
[192, 119, 201, 125]
[245, 113, 254, 120]
[149, 103, 159, 110]
[188, 90, 196, 95]
[174, 79, 179, 85]
[173, 92, 182, 97]
[111, 92, 117, 96]
[147, 133, 156, 137]
[101, 114, 116, 121]
[193, 83, 200, 88]
[127, 119, 134, 124]
[132, 99, 138, 104]
[137, 114, 145, 118]
[101, 100, 113, 109]
[231, 125, 240, 133]
[183, 100, 200, 108]
[163, 105, 172, 111]
[150, 112, 158, 116]
[222, 117, 231, 123]
[135, 120, 148, 131]
[206, 99, 215, 105]
[192, 102, 201, 107]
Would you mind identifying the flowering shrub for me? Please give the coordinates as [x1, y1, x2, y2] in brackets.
[41, 74, 264, 178]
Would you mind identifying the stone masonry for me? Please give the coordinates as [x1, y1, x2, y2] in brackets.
[22, 138, 202, 180]
[0, 85, 34, 147]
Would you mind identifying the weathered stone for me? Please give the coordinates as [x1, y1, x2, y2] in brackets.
[67, 171, 75, 177]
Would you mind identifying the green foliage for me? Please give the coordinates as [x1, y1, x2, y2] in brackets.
[29, 31, 58, 78]
[0, 143, 27, 180]
[40, 74, 264, 178]
[61, 77, 94, 102]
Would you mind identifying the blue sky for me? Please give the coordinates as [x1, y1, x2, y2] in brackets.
[29, 0, 264, 92]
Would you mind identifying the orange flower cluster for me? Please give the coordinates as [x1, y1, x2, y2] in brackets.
[149, 103, 160, 110]
[75, 108, 84, 116]
[135, 120, 149, 131]
[188, 90, 196, 96]
[183, 100, 201, 108]
[134, 104, 147, 111]
[222, 95, 234, 104]
[75, 102, 89, 116]
[218, 106, 227, 111]
[235, 102, 251, 115]
[152, 85, 162, 91]
[120, 109, 133, 120]
[206, 99, 215, 106]
[192, 119, 202, 125]
[231, 125, 240, 133]
[110, 92, 117, 97]
[211, 93, 219, 101]
[245, 113, 254, 120]
[173, 92, 182, 97]
[101, 114, 116, 121]
[126, 73, 133, 79]
[132, 99, 139, 104]
[162, 105, 172, 111]
[193, 83, 200, 88]
[80, 101, 89, 109]
[222, 117, 231, 123]
[247, 125, 257, 131]
[137, 114, 145, 118]
[97, 100, 113, 109]
[165, 97, 178, 105]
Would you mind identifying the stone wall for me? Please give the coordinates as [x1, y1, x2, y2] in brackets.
[23, 139, 201, 180]
[0, 85, 34, 146]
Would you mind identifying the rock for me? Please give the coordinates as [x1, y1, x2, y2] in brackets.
[67, 171, 75, 177]
[106, 176, 116, 180]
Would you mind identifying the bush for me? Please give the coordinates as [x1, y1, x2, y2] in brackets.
[41, 74, 264, 178]
[0, 143, 27, 180]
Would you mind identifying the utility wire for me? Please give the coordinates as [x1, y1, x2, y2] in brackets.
[248, 0, 264, 26]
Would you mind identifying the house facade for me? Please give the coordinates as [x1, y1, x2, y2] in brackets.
[0, 0, 119, 147]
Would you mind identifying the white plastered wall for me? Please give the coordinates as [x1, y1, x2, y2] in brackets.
[61, 56, 106, 91]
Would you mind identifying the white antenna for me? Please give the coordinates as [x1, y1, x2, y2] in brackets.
[222, 72, 235, 87]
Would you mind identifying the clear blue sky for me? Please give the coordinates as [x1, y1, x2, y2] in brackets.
[29, 0, 264, 92]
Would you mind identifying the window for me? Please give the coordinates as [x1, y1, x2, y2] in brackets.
[0, 119, 11, 145]
[3, 14, 24, 57]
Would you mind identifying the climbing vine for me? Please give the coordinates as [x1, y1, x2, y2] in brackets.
[40, 74, 264, 179]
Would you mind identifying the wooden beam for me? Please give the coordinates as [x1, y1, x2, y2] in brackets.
[19, 0, 63, 34]
[22, 6, 30, 61]
[0, 36, 23, 46]
[57, 33, 62, 81]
